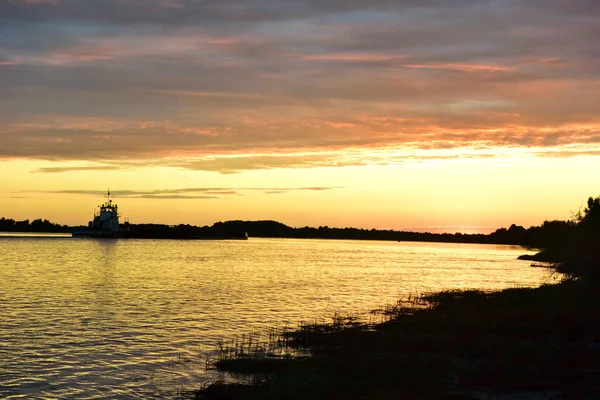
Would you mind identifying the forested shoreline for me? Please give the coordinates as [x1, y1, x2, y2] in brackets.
[0, 213, 577, 248]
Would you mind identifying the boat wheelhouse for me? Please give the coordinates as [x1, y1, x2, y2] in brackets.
[89, 191, 120, 231]
[72, 190, 125, 238]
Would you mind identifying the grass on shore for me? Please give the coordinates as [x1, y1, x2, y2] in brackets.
[193, 276, 600, 400]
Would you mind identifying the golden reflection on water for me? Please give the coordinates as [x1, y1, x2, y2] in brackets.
[0, 237, 555, 398]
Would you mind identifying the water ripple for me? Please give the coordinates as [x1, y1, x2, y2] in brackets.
[0, 238, 553, 398]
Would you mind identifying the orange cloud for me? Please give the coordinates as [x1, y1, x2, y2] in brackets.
[403, 63, 514, 73]
[0, 59, 22, 66]
[153, 90, 267, 99]
[301, 53, 406, 62]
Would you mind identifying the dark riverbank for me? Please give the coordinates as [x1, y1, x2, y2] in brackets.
[192, 197, 600, 399]
[194, 279, 600, 399]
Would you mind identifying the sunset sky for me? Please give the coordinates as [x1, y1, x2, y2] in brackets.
[1, 0, 598, 232]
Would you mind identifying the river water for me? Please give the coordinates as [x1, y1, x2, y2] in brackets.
[0, 235, 556, 399]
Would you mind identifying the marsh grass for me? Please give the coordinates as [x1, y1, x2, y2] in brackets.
[194, 275, 600, 399]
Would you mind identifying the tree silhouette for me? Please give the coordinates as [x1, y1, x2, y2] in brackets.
[578, 196, 600, 233]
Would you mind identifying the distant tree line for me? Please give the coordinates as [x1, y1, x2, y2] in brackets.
[0, 216, 577, 244]
[520, 196, 600, 278]
[122, 223, 248, 240]
[213, 219, 572, 247]
[0, 217, 70, 232]
[213, 220, 495, 243]
[2, 196, 598, 255]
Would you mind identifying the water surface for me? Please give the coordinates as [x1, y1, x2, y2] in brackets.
[0, 237, 555, 398]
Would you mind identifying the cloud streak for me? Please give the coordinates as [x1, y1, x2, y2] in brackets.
[22, 186, 342, 199]
[35, 165, 123, 173]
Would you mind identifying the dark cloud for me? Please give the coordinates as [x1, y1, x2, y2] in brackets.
[133, 194, 219, 200]
[1, 0, 598, 167]
[22, 186, 342, 198]
[35, 165, 123, 173]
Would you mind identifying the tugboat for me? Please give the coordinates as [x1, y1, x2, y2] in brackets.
[72, 190, 126, 238]
[72, 189, 248, 240]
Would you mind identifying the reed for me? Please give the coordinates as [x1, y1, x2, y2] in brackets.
[194, 274, 600, 399]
